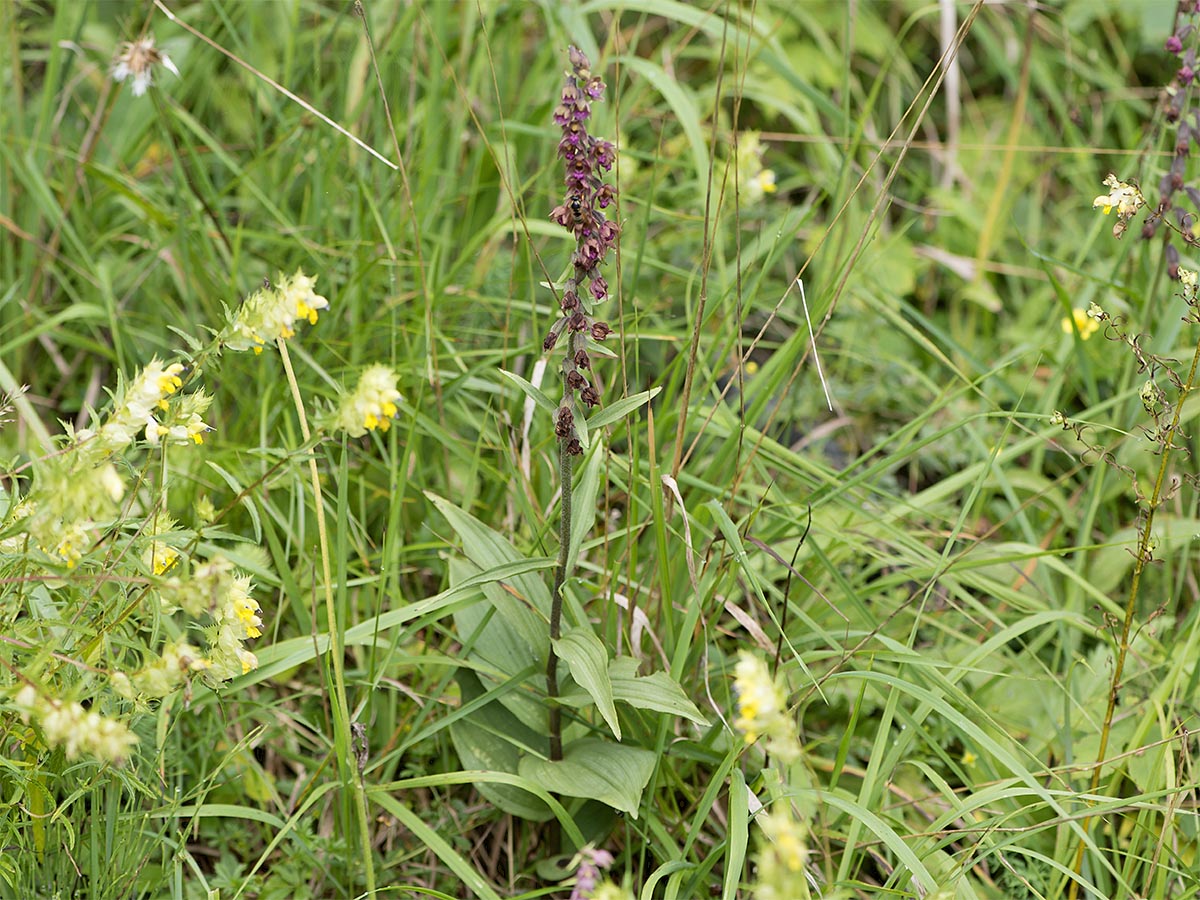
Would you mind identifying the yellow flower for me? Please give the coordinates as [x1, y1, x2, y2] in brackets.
[1092, 174, 1142, 218]
[335, 365, 402, 437]
[143, 539, 180, 576]
[735, 132, 776, 205]
[165, 413, 212, 445]
[754, 169, 777, 195]
[15, 685, 138, 764]
[221, 575, 263, 639]
[754, 808, 811, 900]
[732, 652, 800, 762]
[733, 652, 781, 742]
[1061, 307, 1099, 340]
[237, 648, 258, 674]
[226, 270, 329, 352]
[53, 521, 91, 568]
[81, 359, 190, 453]
[234, 595, 263, 639]
[280, 270, 329, 325]
[156, 366, 183, 405]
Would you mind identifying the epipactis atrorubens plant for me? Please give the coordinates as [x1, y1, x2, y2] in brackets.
[543, 46, 618, 762]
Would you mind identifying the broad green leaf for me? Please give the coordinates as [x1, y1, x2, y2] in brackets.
[567, 447, 602, 578]
[447, 671, 553, 822]
[559, 657, 710, 726]
[553, 627, 619, 739]
[609, 658, 709, 726]
[452, 558, 548, 733]
[450, 557, 548, 670]
[428, 492, 551, 615]
[449, 715, 554, 823]
[518, 737, 654, 817]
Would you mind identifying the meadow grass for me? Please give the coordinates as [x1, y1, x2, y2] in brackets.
[1, 1, 1199, 898]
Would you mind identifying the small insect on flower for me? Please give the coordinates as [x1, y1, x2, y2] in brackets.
[112, 35, 180, 97]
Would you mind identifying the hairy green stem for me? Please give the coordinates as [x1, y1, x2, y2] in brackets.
[547, 408, 574, 764]
[1067, 330, 1200, 897]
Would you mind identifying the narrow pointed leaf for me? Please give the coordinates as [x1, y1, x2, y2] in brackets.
[586, 387, 662, 431]
[499, 368, 557, 415]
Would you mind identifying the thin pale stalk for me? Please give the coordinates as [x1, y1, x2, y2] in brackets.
[278, 341, 376, 895]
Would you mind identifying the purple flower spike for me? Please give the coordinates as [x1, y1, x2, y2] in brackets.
[541, 46, 620, 456]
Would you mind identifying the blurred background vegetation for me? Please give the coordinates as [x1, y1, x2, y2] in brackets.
[2, 0, 1199, 898]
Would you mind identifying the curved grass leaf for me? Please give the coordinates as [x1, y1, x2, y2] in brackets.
[371, 792, 503, 900]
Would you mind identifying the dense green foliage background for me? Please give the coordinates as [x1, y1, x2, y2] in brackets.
[2, 1, 1199, 898]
